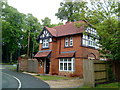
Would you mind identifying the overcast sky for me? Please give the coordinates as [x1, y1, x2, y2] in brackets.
[7, 0, 64, 24]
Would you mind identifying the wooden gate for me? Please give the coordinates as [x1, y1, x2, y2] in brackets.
[83, 60, 109, 87]
[113, 61, 120, 81]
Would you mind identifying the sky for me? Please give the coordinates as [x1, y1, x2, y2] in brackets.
[7, 0, 64, 24]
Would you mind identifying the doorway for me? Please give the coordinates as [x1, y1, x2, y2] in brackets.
[45, 59, 50, 74]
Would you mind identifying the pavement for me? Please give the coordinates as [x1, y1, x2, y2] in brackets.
[23, 72, 84, 88]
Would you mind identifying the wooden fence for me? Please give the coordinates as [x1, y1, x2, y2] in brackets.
[83, 60, 109, 87]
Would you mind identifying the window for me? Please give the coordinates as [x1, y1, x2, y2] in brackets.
[85, 27, 97, 36]
[82, 35, 88, 46]
[70, 37, 73, 46]
[42, 39, 49, 48]
[65, 37, 73, 47]
[65, 37, 68, 47]
[59, 58, 74, 71]
[82, 35, 99, 49]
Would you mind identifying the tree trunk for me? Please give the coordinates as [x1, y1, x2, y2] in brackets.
[10, 53, 13, 63]
[27, 30, 30, 57]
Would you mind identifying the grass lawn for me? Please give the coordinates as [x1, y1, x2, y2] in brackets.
[2, 64, 17, 70]
[35, 75, 76, 80]
[96, 82, 120, 88]
[80, 82, 120, 88]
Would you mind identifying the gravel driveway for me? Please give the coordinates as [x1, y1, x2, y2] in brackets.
[44, 79, 83, 88]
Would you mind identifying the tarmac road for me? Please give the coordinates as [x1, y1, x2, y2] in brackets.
[1, 65, 50, 89]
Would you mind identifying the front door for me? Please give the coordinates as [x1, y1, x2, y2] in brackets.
[45, 59, 50, 74]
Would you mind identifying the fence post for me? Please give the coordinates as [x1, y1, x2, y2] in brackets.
[83, 59, 95, 87]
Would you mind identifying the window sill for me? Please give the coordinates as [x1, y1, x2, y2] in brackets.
[64, 46, 73, 48]
[42, 47, 49, 49]
[81, 45, 99, 50]
[59, 70, 75, 72]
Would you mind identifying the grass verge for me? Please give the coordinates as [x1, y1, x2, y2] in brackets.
[35, 75, 77, 80]
[96, 82, 120, 88]
[79, 82, 120, 88]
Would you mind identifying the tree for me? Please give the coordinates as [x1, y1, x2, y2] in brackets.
[41, 17, 63, 28]
[2, 1, 42, 62]
[41, 17, 51, 27]
[55, 0, 88, 21]
[87, 0, 120, 61]
[24, 14, 42, 58]
[2, 1, 26, 62]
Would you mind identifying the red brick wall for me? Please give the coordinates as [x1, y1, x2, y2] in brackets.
[38, 61, 44, 74]
[19, 58, 28, 71]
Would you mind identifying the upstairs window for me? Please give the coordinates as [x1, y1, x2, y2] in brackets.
[69, 37, 73, 46]
[65, 37, 73, 47]
[42, 39, 49, 48]
[85, 27, 97, 36]
[82, 35, 99, 49]
[65, 37, 68, 47]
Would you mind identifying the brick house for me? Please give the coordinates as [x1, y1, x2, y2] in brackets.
[34, 20, 100, 77]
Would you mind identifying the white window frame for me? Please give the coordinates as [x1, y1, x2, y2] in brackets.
[65, 37, 68, 47]
[82, 35, 88, 46]
[82, 34, 99, 49]
[42, 39, 49, 48]
[59, 58, 74, 72]
[69, 37, 73, 46]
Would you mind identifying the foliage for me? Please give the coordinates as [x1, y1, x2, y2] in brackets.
[87, 0, 120, 61]
[74, 21, 88, 28]
[41, 17, 63, 28]
[2, 2, 26, 62]
[2, 2, 64, 62]
[55, 0, 88, 21]
[41, 17, 51, 27]
[22, 13, 42, 57]
[2, 1, 42, 62]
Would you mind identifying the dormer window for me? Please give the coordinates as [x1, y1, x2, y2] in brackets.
[42, 39, 49, 48]
[65, 37, 69, 47]
[70, 37, 73, 46]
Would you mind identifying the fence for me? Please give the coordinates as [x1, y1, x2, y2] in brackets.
[112, 61, 120, 82]
[83, 60, 108, 87]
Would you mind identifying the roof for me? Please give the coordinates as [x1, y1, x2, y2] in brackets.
[34, 50, 51, 58]
[45, 20, 88, 37]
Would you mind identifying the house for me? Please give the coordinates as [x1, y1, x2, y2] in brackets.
[34, 20, 100, 77]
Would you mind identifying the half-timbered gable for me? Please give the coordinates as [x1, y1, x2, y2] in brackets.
[37, 27, 53, 49]
[82, 26, 99, 49]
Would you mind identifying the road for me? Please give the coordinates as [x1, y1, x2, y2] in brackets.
[1, 65, 50, 89]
